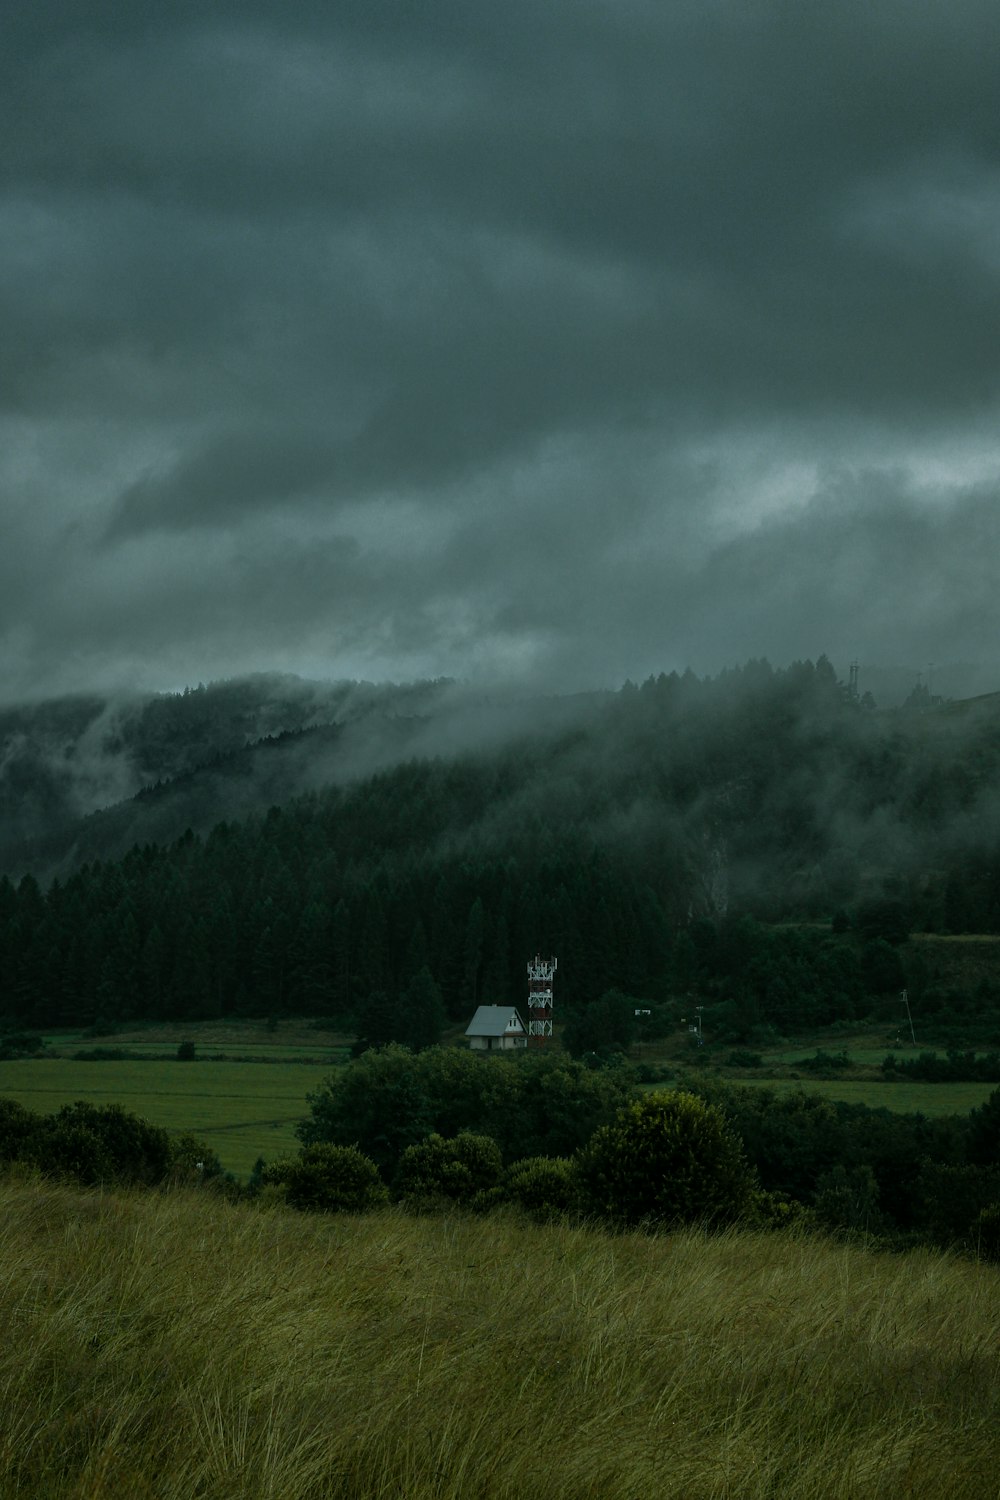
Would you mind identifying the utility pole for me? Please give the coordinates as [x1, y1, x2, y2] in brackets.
[901, 989, 916, 1046]
[680, 1004, 704, 1046]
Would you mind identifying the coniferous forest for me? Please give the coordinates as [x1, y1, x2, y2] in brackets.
[3, 656, 1000, 1041]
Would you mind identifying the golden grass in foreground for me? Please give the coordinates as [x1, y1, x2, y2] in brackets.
[1, 1181, 999, 1499]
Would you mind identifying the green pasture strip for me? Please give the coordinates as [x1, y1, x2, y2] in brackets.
[190, 1123, 305, 1176]
[48, 1042, 350, 1062]
[0, 1060, 337, 1176]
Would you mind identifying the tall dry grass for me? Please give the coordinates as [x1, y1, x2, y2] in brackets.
[1, 1177, 999, 1499]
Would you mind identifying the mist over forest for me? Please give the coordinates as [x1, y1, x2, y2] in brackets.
[4, 655, 1000, 892]
[3, 654, 1000, 1042]
[0, 673, 605, 878]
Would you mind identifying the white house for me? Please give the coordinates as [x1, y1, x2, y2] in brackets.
[465, 1005, 528, 1051]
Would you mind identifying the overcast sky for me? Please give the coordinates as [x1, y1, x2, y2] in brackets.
[3, 0, 1000, 702]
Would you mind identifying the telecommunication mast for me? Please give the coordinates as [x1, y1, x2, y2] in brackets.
[526, 955, 557, 1047]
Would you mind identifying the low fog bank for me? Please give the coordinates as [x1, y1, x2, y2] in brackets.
[3, 657, 1000, 914]
[0, 674, 606, 880]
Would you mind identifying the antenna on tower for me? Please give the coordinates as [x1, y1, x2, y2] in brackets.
[848, 660, 860, 701]
[526, 955, 557, 1048]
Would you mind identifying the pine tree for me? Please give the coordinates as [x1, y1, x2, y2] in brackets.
[463, 897, 485, 1010]
[401, 967, 446, 1051]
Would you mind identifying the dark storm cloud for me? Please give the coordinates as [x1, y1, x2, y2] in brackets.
[2, 0, 1000, 701]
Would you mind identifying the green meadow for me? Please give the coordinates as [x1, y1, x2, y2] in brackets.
[711, 1075, 998, 1116]
[0, 1059, 340, 1176]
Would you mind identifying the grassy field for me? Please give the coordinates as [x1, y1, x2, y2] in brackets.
[0, 1059, 339, 1176]
[40, 1020, 352, 1063]
[2, 1178, 998, 1499]
[52, 1041, 350, 1061]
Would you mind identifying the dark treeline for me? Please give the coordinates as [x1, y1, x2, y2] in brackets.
[3, 656, 1000, 1032]
[0, 791, 677, 1029]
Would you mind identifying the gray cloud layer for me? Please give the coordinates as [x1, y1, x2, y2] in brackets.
[3, 1, 1000, 700]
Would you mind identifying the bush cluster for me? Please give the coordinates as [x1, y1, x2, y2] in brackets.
[0, 1097, 220, 1189]
[263, 1144, 389, 1214]
[392, 1133, 503, 1210]
[298, 1044, 633, 1175]
[576, 1090, 755, 1229]
[0, 1033, 44, 1061]
[881, 1050, 1000, 1083]
[269, 1088, 760, 1233]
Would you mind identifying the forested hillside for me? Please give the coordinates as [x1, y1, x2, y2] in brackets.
[0, 674, 484, 875]
[2, 656, 1000, 1037]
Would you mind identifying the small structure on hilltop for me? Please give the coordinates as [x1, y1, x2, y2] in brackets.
[526, 955, 557, 1048]
[465, 1005, 528, 1051]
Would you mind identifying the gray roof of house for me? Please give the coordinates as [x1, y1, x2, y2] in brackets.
[465, 1005, 526, 1038]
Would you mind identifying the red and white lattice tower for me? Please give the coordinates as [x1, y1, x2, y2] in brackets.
[526, 955, 557, 1047]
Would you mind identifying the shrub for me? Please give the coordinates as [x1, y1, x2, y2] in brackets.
[0, 1034, 44, 1061]
[725, 1050, 764, 1068]
[799, 1050, 852, 1076]
[967, 1087, 1000, 1165]
[298, 1044, 435, 1173]
[176, 1040, 196, 1062]
[576, 1090, 755, 1230]
[40, 1102, 173, 1187]
[38, 1121, 115, 1185]
[503, 1156, 579, 1220]
[393, 1133, 503, 1210]
[166, 1132, 225, 1182]
[0, 1038, 44, 1062]
[753, 1189, 810, 1231]
[0, 1098, 44, 1166]
[633, 1062, 673, 1085]
[812, 1164, 885, 1237]
[269, 1144, 388, 1214]
[919, 1161, 1000, 1248]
